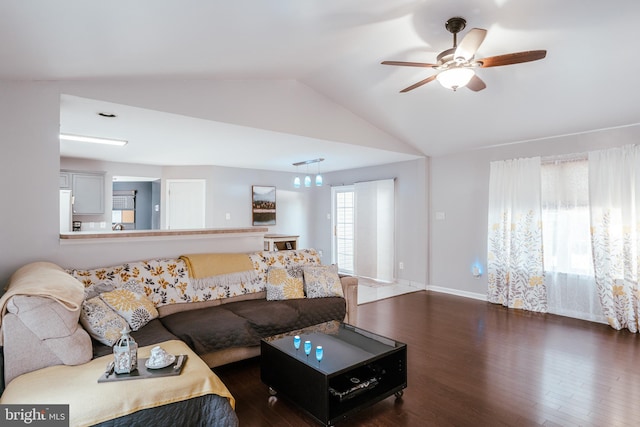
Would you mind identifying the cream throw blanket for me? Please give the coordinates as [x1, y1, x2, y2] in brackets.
[180, 253, 257, 290]
[0, 262, 84, 333]
[0, 340, 235, 427]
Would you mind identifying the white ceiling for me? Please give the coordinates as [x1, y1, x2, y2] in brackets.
[3, 1, 640, 172]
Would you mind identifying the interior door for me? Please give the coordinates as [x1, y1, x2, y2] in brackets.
[165, 179, 206, 229]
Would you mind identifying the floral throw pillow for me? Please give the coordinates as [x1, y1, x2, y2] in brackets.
[80, 297, 129, 346]
[303, 264, 344, 298]
[100, 288, 158, 331]
[266, 267, 305, 301]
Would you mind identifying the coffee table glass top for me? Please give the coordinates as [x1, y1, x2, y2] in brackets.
[262, 321, 405, 375]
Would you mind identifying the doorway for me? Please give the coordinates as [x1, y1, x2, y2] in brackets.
[112, 176, 161, 230]
[165, 179, 206, 229]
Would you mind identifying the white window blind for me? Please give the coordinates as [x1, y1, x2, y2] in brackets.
[333, 186, 355, 274]
[354, 179, 395, 282]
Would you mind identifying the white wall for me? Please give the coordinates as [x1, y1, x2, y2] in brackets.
[0, 81, 319, 285]
[430, 124, 640, 299]
[1, 82, 61, 285]
[1, 75, 420, 286]
[313, 158, 429, 288]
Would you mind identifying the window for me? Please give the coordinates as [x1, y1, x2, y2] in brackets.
[332, 180, 396, 282]
[332, 186, 355, 274]
[541, 159, 593, 276]
[541, 158, 603, 322]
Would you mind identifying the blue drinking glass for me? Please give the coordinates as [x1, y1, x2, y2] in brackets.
[316, 345, 323, 363]
[304, 340, 312, 358]
[293, 335, 301, 351]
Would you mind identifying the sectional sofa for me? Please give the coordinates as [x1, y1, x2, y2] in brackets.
[0, 249, 357, 426]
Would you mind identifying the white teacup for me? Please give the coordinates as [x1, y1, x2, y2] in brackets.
[149, 346, 170, 365]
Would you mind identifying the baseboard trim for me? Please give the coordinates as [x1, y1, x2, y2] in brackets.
[395, 279, 427, 290]
[426, 286, 609, 326]
[427, 285, 487, 301]
[368, 280, 487, 302]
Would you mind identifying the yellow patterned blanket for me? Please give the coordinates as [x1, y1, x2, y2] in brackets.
[179, 253, 256, 290]
[0, 340, 235, 427]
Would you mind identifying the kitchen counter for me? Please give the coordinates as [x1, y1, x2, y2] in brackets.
[60, 227, 268, 242]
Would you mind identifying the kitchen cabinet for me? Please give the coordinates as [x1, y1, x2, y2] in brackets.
[60, 170, 105, 215]
[59, 172, 71, 189]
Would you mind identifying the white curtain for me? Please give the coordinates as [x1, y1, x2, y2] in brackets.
[541, 159, 604, 323]
[354, 179, 395, 282]
[589, 145, 640, 332]
[487, 157, 546, 312]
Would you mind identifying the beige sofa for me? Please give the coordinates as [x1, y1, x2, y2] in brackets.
[0, 249, 358, 387]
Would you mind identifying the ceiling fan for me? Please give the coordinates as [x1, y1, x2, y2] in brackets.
[382, 17, 546, 93]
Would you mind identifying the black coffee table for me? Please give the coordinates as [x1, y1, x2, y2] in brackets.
[260, 321, 407, 426]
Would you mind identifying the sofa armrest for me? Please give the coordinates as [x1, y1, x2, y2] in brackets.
[2, 296, 92, 385]
[339, 275, 358, 325]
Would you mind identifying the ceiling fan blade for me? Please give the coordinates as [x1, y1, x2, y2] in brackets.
[478, 50, 547, 68]
[399, 75, 437, 93]
[466, 74, 486, 92]
[381, 60, 438, 68]
[455, 28, 487, 61]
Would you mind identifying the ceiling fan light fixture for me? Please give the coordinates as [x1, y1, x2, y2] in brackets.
[382, 17, 546, 93]
[436, 67, 475, 91]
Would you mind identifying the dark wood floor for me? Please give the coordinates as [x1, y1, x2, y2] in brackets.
[214, 291, 640, 426]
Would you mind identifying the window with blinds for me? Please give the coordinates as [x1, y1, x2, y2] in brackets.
[112, 190, 136, 229]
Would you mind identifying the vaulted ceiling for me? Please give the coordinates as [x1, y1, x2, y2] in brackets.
[3, 1, 640, 172]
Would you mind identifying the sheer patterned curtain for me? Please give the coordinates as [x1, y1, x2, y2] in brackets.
[354, 179, 395, 282]
[487, 157, 546, 312]
[589, 145, 640, 332]
[541, 159, 604, 323]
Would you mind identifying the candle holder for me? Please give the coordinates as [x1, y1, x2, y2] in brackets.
[304, 340, 312, 359]
[113, 327, 138, 374]
[293, 335, 301, 352]
[316, 345, 323, 363]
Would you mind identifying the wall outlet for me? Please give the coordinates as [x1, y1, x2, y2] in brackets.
[399, 262, 404, 270]
[225, 213, 231, 220]
[99, 222, 106, 229]
[318, 250, 323, 258]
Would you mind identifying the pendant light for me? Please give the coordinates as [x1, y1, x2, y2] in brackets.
[304, 163, 311, 187]
[292, 158, 325, 189]
[315, 161, 323, 186]
[293, 165, 301, 188]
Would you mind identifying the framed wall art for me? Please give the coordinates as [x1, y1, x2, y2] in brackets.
[252, 185, 276, 226]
